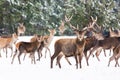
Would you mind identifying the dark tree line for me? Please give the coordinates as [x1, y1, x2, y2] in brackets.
[0, 0, 120, 35]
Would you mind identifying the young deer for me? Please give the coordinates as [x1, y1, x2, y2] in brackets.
[11, 35, 44, 64]
[43, 29, 56, 58]
[0, 33, 18, 58]
[30, 34, 45, 61]
[51, 29, 87, 69]
[58, 20, 66, 35]
[108, 44, 120, 67]
[17, 23, 26, 36]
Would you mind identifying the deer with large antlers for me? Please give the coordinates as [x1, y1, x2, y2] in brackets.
[56, 15, 103, 66]
[51, 28, 87, 69]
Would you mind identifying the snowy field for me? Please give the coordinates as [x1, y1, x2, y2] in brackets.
[0, 36, 120, 80]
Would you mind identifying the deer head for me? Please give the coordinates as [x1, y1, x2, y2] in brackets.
[17, 23, 26, 36]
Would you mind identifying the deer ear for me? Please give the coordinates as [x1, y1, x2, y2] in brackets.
[48, 29, 51, 32]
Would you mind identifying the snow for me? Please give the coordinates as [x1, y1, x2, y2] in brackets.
[0, 36, 120, 80]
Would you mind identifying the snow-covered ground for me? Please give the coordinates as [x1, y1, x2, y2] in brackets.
[0, 36, 120, 80]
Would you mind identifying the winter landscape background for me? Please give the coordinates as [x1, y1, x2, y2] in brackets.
[0, 36, 120, 80]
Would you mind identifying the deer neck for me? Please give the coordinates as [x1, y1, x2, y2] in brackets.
[76, 37, 85, 45]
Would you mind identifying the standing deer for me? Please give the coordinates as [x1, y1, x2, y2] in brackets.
[51, 27, 87, 69]
[90, 28, 120, 61]
[11, 35, 44, 64]
[88, 37, 120, 62]
[56, 15, 100, 66]
[30, 34, 45, 61]
[43, 29, 56, 58]
[58, 20, 66, 35]
[0, 33, 18, 58]
[17, 23, 26, 36]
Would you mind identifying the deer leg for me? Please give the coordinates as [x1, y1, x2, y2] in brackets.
[95, 48, 102, 61]
[18, 52, 22, 64]
[79, 54, 83, 69]
[11, 49, 17, 64]
[33, 53, 36, 64]
[103, 49, 106, 57]
[56, 52, 72, 66]
[5, 47, 7, 58]
[23, 53, 26, 61]
[109, 47, 114, 56]
[65, 57, 72, 65]
[115, 54, 120, 67]
[108, 55, 115, 67]
[33, 54, 36, 64]
[84, 51, 89, 66]
[88, 46, 99, 61]
[51, 50, 60, 68]
[31, 53, 36, 64]
[37, 47, 43, 61]
[74, 55, 79, 69]
[45, 47, 51, 58]
[56, 53, 63, 68]
[37, 51, 41, 61]
[10, 46, 13, 57]
[115, 57, 118, 67]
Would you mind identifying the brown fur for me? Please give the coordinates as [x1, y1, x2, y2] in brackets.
[43, 29, 56, 58]
[89, 37, 120, 61]
[0, 33, 18, 57]
[51, 30, 86, 69]
[11, 35, 44, 64]
[17, 23, 26, 36]
[58, 20, 66, 35]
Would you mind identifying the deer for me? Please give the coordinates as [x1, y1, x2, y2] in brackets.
[21, 34, 42, 61]
[43, 29, 56, 58]
[89, 27, 120, 61]
[88, 36, 120, 62]
[108, 44, 120, 67]
[94, 27, 120, 58]
[56, 15, 103, 66]
[0, 33, 18, 58]
[51, 18, 88, 69]
[11, 35, 44, 64]
[16, 23, 26, 36]
[58, 20, 66, 35]
[23, 34, 45, 61]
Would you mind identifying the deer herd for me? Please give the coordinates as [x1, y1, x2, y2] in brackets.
[0, 16, 120, 69]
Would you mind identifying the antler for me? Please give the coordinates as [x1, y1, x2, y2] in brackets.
[65, 15, 78, 30]
[87, 16, 102, 32]
[65, 15, 73, 23]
